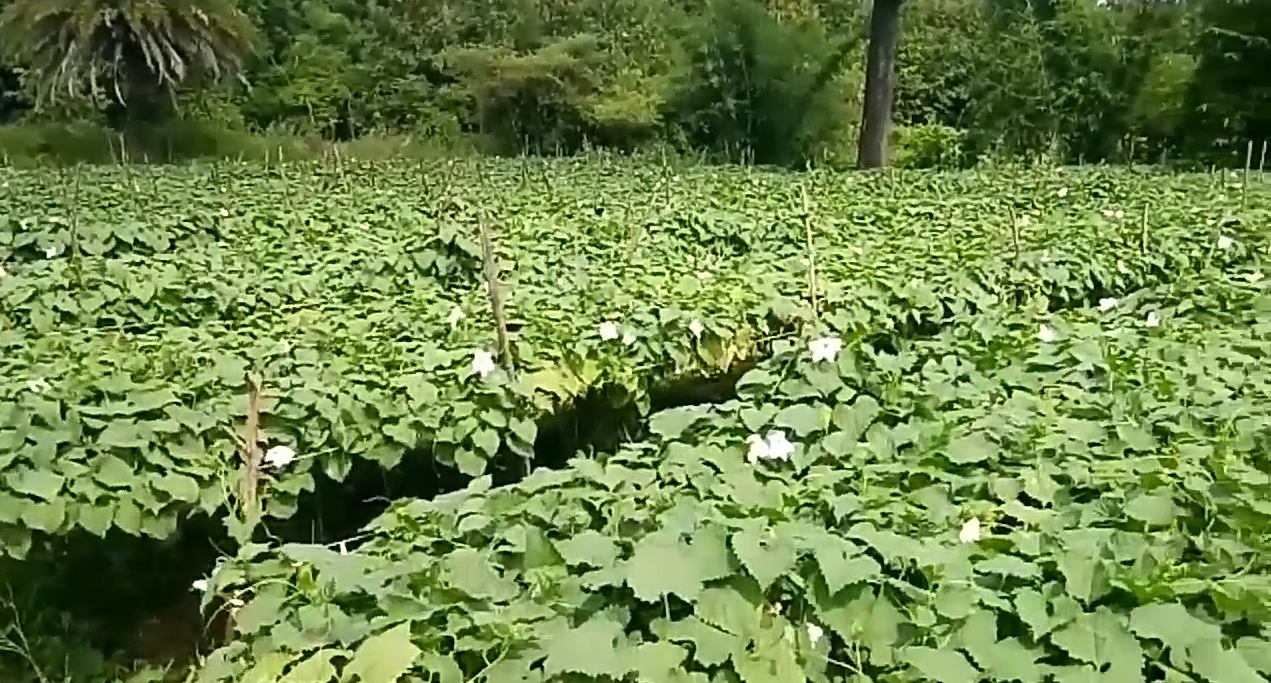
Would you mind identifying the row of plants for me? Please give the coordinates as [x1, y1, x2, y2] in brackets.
[195, 265, 1271, 682]
[0, 161, 1263, 563]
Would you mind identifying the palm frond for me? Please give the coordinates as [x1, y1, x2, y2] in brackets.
[0, 0, 259, 106]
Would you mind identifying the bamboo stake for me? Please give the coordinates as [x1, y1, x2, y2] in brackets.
[802, 184, 819, 320]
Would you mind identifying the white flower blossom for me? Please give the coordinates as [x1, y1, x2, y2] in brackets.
[220, 208, 229, 217]
[1057, 188, 1068, 198]
[623, 330, 637, 346]
[1145, 311, 1161, 328]
[1218, 235, 1236, 250]
[471, 349, 497, 377]
[43, 245, 56, 258]
[446, 305, 464, 326]
[1098, 298, 1119, 312]
[264, 445, 296, 468]
[1114, 210, 1124, 219]
[1245, 271, 1263, 283]
[808, 335, 842, 363]
[1102, 209, 1115, 218]
[26, 379, 50, 394]
[599, 321, 620, 341]
[806, 624, 824, 644]
[959, 518, 982, 544]
[1038, 324, 1057, 343]
[191, 578, 209, 593]
[747, 431, 795, 464]
[0, 264, 6, 278]
[688, 319, 705, 338]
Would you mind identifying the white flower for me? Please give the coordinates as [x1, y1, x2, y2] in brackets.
[1102, 209, 1115, 218]
[191, 578, 208, 593]
[806, 623, 824, 644]
[623, 330, 637, 346]
[746, 431, 795, 464]
[808, 335, 842, 363]
[264, 445, 296, 468]
[599, 321, 620, 341]
[688, 319, 705, 338]
[43, 245, 56, 258]
[220, 208, 229, 217]
[0, 264, 6, 278]
[959, 518, 982, 544]
[1145, 311, 1161, 328]
[1114, 210, 1124, 219]
[1038, 324, 1057, 343]
[1245, 271, 1263, 283]
[1057, 188, 1068, 198]
[471, 349, 496, 377]
[446, 305, 464, 326]
[26, 379, 50, 394]
[1218, 235, 1236, 250]
[1098, 298, 1119, 312]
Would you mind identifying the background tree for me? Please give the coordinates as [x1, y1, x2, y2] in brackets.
[857, 0, 906, 168]
[0, 0, 258, 127]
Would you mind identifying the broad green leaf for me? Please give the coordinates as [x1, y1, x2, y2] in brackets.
[1124, 494, 1178, 526]
[343, 623, 421, 683]
[649, 406, 708, 440]
[1189, 640, 1263, 683]
[8, 468, 64, 501]
[279, 648, 339, 683]
[947, 431, 998, 464]
[732, 525, 798, 590]
[556, 530, 619, 567]
[774, 403, 826, 437]
[1129, 603, 1222, 651]
[901, 646, 979, 683]
[812, 537, 879, 593]
[542, 618, 626, 678]
[626, 535, 705, 602]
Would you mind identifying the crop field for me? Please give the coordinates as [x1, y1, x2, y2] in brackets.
[0, 159, 1269, 683]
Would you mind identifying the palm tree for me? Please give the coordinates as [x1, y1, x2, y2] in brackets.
[0, 0, 258, 123]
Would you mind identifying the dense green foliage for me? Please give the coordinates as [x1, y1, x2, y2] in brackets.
[0, 0, 1268, 165]
[0, 159, 1268, 682]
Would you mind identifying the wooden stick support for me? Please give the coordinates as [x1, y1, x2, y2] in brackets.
[478, 215, 514, 374]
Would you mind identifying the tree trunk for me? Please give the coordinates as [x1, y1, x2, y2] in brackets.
[857, 0, 905, 169]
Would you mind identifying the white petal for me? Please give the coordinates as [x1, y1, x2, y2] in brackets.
[264, 445, 296, 468]
[808, 335, 842, 363]
[191, 579, 208, 592]
[1098, 298, 1118, 312]
[1218, 235, 1235, 250]
[43, 245, 57, 258]
[1114, 210, 1124, 219]
[1245, 271, 1262, 283]
[471, 349, 496, 377]
[806, 623, 824, 644]
[599, 321, 620, 341]
[623, 330, 637, 346]
[746, 434, 768, 464]
[958, 518, 981, 544]
[1145, 311, 1161, 328]
[765, 431, 794, 460]
[689, 319, 704, 338]
[1038, 324, 1057, 343]
[1057, 188, 1068, 197]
